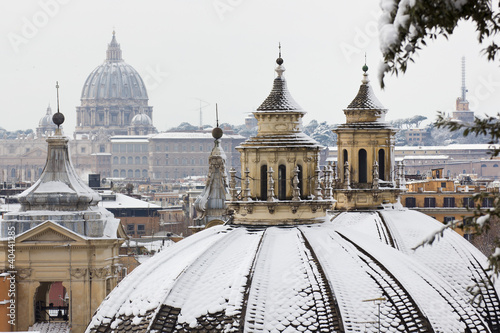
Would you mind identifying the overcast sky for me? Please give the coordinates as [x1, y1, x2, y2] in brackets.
[2, 0, 499, 135]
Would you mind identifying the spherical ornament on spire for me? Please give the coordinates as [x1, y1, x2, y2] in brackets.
[276, 57, 284, 65]
[212, 126, 223, 140]
[53, 112, 65, 127]
[362, 64, 369, 73]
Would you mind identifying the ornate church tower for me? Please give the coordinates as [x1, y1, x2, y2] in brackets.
[333, 64, 404, 209]
[0, 86, 125, 332]
[75, 32, 155, 136]
[229, 51, 333, 223]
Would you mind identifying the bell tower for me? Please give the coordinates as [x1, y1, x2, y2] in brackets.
[333, 64, 404, 209]
[229, 49, 333, 224]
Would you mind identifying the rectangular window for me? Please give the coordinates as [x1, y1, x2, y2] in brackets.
[81, 147, 86, 153]
[443, 197, 455, 208]
[100, 145, 105, 153]
[126, 224, 135, 234]
[463, 197, 474, 208]
[441, 182, 446, 188]
[482, 197, 494, 208]
[424, 197, 436, 208]
[165, 145, 169, 152]
[137, 224, 146, 235]
[443, 216, 455, 223]
[120, 144, 126, 153]
[405, 197, 416, 208]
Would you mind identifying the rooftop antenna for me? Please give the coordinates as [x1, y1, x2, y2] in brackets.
[461, 56, 467, 101]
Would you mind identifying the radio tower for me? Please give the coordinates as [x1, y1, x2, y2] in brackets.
[452, 56, 474, 123]
[461, 56, 467, 102]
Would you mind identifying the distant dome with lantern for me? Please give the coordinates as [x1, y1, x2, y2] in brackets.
[75, 32, 155, 136]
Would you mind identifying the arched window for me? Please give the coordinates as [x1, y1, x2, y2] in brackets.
[358, 149, 367, 183]
[120, 169, 126, 178]
[135, 170, 140, 178]
[378, 149, 385, 181]
[481, 164, 487, 167]
[128, 157, 133, 165]
[343, 149, 348, 166]
[142, 169, 148, 178]
[278, 165, 286, 200]
[494, 164, 499, 168]
[127, 169, 133, 178]
[11, 168, 15, 178]
[142, 156, 148, 165]
[261, 165, 268, 200]
[120, 157, 126, 165]
[27, 170, 31, 179]
[113, 169, 119, 177]
[113, 156, 118, 165]
[135, 157, 140, 165]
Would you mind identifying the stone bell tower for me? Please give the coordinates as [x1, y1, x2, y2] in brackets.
[333, 64, 405, 209]
[229, 50, 333, 224]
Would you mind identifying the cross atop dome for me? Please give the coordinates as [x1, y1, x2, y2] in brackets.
[106, 30, 123, 62]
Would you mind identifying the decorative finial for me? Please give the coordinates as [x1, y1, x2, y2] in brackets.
[52, 81, 65, 129]
[362, 53, 368, 73]
[112, 28, 115, 36]
[212, 103, 223, 140]
[276, 42, 283, 65]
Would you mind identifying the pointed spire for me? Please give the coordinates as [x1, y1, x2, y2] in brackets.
[106, 30, 123, 62]
[46, 104, 52, 115]
[53, 81, 65, 133]
[343, 64, 387, 123]
[256, 44, 302, 112]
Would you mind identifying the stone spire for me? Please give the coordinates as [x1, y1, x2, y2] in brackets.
[193, 110, 230, 230]
[344, 64, 387, 123]
[256, 49, 303, 112]
[2, 83, 118, 238]
[106, 30, 123, 62]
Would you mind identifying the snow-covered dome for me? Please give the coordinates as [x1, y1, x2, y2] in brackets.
[80, 32, 148, 101]
[86, 210, 499, 332]
[130, 112, 153, 126]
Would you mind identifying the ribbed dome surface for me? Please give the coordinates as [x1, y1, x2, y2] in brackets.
[81, 33, 148, 101]
[86, 209, 499, 332]
[130, 113, 152, 126]
[81, 61, 148, 100]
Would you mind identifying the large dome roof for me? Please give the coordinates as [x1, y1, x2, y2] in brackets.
[80, 32, 148, 101]
[86, 209, 499, 332]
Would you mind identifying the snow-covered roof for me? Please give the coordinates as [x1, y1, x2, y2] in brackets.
[402, 155, 449, 160]
[86, 209, 499, 332]
[101, 193, 161, 209]
[150, 132, 244, 140]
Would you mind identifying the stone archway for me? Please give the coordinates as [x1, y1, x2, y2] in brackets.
[33, 281, 68, 323]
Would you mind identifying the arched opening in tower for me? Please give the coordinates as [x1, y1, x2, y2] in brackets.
[34, 281, 68, 323]
[278, 165, 286, 200]
[260, 165, 268, 200]
[378, 149, 385, 181]
[358, 149, 367, 183]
